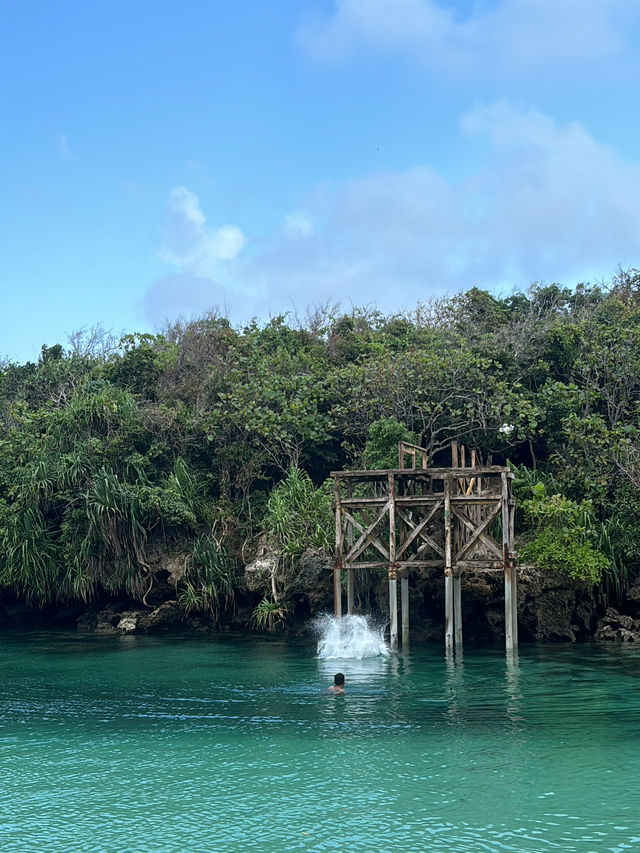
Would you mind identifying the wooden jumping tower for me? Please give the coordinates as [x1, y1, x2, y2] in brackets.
[330, 441, 518, 652]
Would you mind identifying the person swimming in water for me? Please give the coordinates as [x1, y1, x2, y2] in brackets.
[328, 672, 345, 693]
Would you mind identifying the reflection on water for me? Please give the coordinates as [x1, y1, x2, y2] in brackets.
[1, 632, 640, 853]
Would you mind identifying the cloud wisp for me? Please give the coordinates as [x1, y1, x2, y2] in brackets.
[238, 100, 640, 311]
[139, 187, 253, 327]
[159, 186, 246, 277]
[141, 102, 640, 326]
[298, 0, 638, 80]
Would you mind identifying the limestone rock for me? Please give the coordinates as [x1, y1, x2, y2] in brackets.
[117, 612, 140, 634]
[594, 607, 640, 642]
[139, 600, 185, 631]
[625, 580, 640, 617]
[243, 543, 279, 594]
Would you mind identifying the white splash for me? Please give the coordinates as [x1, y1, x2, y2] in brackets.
[314, 614, 390, 659]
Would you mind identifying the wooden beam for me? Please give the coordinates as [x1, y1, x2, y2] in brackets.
[343, 503, 391, 562]
[331, 466, 513, 479]
[452, 504, 503, 561]
[395, 501, 444, 558]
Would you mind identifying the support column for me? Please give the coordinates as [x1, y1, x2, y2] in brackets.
[334, 567, 342, 619]
[508, 475, 518, 647]
[401, 575, 410, 649]
[334, 477, 343, 619]
[346, 482, 354, 615]
[454, 572, 463, 650]
[389, 573, 398, 649]
[444, 474, 454, 652]
[388, 473, 398, 649]
[502, 471, 513, 650]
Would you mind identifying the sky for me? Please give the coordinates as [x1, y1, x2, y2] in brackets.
[2, 0, 640, 363]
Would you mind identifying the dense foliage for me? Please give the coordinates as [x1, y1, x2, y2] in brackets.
[2, 269, 640, 618]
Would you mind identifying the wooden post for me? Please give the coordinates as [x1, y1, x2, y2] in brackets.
[502, 471, 513, 650]
[347, 481, 354, 615]
[401, 574, 410, 649]
[388, 473, 398, 649]
[334, 477, 343, 619]
[444, 473, 454, 652]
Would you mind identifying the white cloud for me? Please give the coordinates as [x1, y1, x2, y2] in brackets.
[283, 210, 314, 238]
[299, 0, 638, 79]
[143, 104, 640, 326]
[58, 134, 72, 158]
[159, 186, 247, 278]
[237, 101, 640, 311]
[139, 187, 253, 326]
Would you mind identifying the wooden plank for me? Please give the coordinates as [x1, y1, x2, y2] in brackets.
[340, 496, 389, 507]
[331, 466, 512, 478]
[340, 494, 507, 507]
[450, 495, 501, 505]
[342, 559, 446, 569]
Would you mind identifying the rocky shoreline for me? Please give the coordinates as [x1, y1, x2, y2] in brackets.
[2, 551, 640, 644]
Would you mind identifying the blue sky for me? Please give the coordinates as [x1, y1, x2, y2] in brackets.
[2, 0, 640, 363]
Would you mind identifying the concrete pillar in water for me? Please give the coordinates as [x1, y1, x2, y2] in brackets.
[388, 472, 398, 649]
[389, 575, 398, 649]
[509, 481, 518, 648]
[444, 572, 454, 652]
[454, 573, 463, 650]
[401, 575, 410, 649]
[502, 471, 514, 651]
[444, 474, 454, 652]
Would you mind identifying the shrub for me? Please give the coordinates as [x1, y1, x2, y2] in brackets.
[519, 488, 608, 584]
[262, 466, 332, 562]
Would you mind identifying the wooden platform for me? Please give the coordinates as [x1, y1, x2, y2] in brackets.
[330, 441, 518, 652]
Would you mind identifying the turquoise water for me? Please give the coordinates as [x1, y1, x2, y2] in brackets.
[1, 631, 640, 853]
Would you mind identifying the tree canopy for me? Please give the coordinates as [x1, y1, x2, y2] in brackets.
[2, 269, 640, 614]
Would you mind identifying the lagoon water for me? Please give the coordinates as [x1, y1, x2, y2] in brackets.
[1, 623, 640, 853]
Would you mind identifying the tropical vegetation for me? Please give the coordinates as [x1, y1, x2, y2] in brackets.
[2, 268, 640, 623]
